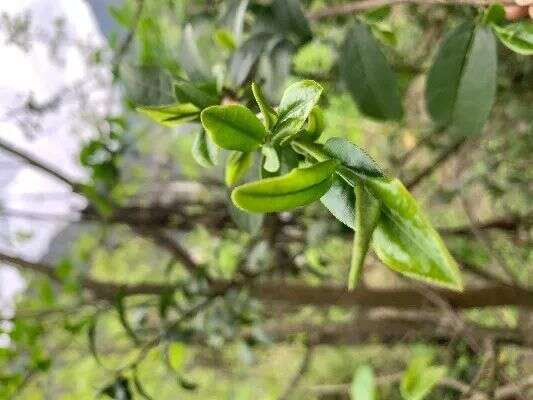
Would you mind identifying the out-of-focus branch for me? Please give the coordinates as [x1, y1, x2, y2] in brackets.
[0, 138, 79, 189]
[307, 0, 515, 20]
[3, 252, 533, 309]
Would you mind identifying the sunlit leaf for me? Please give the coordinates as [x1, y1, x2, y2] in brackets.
[136, 103, 199, 127]
[168, 342, 187, 372]
[201, 104, 267, 151]
[400, 356, 447, 400]
[351, 365, 378, 400]
[232, 160, 338, 213]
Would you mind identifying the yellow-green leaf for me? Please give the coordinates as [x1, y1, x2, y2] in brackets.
[366, 177, 463, 290]
[225, 151, 254, 186]
[349, 183, 380, 289]
[201, 104, 267, 152]
[168, 342, 187, 372]
[252, 82, 277, 130]
[232, 160, 338, 213]
[351, 365, 378, 400]
[136, 103, 199, 127]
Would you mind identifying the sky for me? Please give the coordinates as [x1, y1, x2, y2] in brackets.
[0, 0, 113, 337]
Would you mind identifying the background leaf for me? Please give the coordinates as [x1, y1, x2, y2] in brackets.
[426, 23, 497, 136]
[339, 22, 403, 121]
[174, 80, 219, 109]
[136, 103, 199, 127]
[400, 356, 447, 400]
[192, 128, 218, 167]
[351, 365, 378, 400]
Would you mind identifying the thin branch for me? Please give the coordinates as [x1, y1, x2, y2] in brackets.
[278, 345, 314, 400]
[406, 137, 467, 190]
[3, 252, 533, 309]
[307, 0, 515, 20]
[0, 137, 79, 189]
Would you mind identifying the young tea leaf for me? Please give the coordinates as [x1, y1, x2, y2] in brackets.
[201, 104, 267, 151]
[261, 145, 280, 173]
[192, 129, 218, 167]
[136, 103, 199, 127]
[365, 178, 464, 290]
[174, 80, 219, 109]
[272, 80, 323, 143]
[351, 365, 378, 400]
[349, 183, 380, 289]
[225, 151, 254, 186]
[305, 106, 325, 142]
[426, 23, 497, 136]
[252, 81, 278, 130]
[340, 21, 403, 121]
[231, 160, 338, 213]
[492, 21, 533, 56]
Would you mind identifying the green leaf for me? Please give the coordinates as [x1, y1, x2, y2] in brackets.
[349, 183, 380, 289]
[192, 129, 218, 167]
[136, 103, 199, 127]
[426, 23, 497, 136]
[351, 365, 378, 400]
[87, 316, 103, 366]
[201, 105, 267, 151]
[492, 21, 533, 56]
[320, 177, 355, 229]
[261, 145, 280, 173]
[272, 0, 312, 42]
[272, 80, 323, 143]
[340, 21, 403, 121]
[232, 160, 338, 213]
[483, 4, 506, 25]
[229, 32, 272, 87]
[225, 151, 254, 186]
[252, 82, 278, 130]
[400, 357, 447, 400]
[366, 178, 463, 290]
[214, 29, 237, 50]
[180, 24, 210, 82]
[168, 342, 187, 372]
[174, 80, 219, 109]
[305, 106, 325, 142]
[324, 137, 383, 178]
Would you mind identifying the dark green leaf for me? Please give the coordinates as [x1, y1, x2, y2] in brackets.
[192, 128, 218, 167]
[483, 4, 506, 25]
[351, 365, 378, 400]
[340, 22, 403, 121]
[426, 23, 497, 135]
[174, 80, 219, 109]
[320, 177, 355, 229]
[232, 160, 338, 213]
[400, 356, 447, 400]
[88, 317, 103, 366]
[229, 32, 272, 87]
[201, 105, 267, 151]
[272, 0, 312, 42]
[252, 82, 278, 130]
[225, 151, 254, 186]
[492, 21, 533, 55]
[272, 80, 323, 143]
[324, 137, 383, 178]
[257, 37, 294, 102]
[136, 103, 199, 127]
[349, 183, 380, 289]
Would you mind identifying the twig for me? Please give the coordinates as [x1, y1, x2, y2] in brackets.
[0, 137, 79, 189]
[406, 137, 467, 189]
[278, 344, 314, 400]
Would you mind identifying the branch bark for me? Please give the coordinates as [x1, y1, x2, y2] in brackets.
[3, 252, 532, 309]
